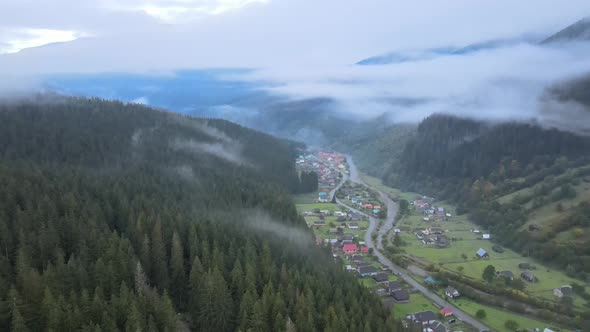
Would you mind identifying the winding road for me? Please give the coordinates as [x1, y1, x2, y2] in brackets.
[337, 155, 490, 332]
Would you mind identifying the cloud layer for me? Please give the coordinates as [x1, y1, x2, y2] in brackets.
[2, 0, 590, 132]
[239, 42, 590, 127]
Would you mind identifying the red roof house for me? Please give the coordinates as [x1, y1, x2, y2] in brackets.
[373, 205, 381, 210]
[440, 307, 454, 317]
[362, 203, 373, 209]
[361, 246, 369, 253]
[343, 244, 358, 254]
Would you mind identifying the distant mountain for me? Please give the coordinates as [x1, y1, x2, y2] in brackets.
[356, 39, 524, 65]
[542, 17, 590, 44]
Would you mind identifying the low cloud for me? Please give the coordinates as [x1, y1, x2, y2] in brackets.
[233, 209, 313, 247]
[237, 42, 590, 132]
[170, 138, 249, 165]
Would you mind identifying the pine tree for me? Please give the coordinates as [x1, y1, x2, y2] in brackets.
[188, 256, 204, 321]
[169, 231, 186, 307]
[8, 287, 29, 332]
[150, 221, 168, 290]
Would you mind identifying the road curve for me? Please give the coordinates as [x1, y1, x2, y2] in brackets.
[338, 156, 490, 332]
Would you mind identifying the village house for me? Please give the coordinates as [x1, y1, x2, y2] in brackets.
[349, 212, 362, 221]
[476, 248, 489, 258]
[342, 243, 358, 255]
[440, 307, 453, 317]
[348, 222, 359, 229]
[424, 320, 448, 332]
[414, 200, 430, 211]
[340, 240, 353, 246]
[424, 277, 438, 287]
[521, 271, 537, 283]
[350, 254, 363, 262]
[361, 246, 369, 253]
[405, 310, 436, 324]
[445, 286, 460, 299]
[358, 265, 378, 278]
[482, 233, 491, 240]
[405, 310, 448, 331]
[356, 261, 371, 268]
[372, 272, 389, 283]
[388, 281, 402, 293]
[341, 234, 354, 241]
[312, 220, 325, 227]
[392, 289, 410, 302]
[554, 285, 573, 298]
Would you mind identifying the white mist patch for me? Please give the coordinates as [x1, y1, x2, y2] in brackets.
[237, 42, 590, 133]
[170, 138, 249, 166]
[238, 209, 313, 247]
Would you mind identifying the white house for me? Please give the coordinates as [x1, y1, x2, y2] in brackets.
[445, 286, 460, 299]
[482, 234, 491, 240]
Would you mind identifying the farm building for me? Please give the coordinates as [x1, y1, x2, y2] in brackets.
[521, 271, 537, 283]
[476, 248, 489, 258]
[554, 285, 573, 298]
[497, 270, 514, 280]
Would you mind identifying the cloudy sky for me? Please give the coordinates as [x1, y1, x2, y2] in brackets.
[2, 0, 590, 129]
[2, 0, 589, 69]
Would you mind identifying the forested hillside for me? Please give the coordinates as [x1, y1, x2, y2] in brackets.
[0, 98, 398, 332]
[369, 114, 590, 278]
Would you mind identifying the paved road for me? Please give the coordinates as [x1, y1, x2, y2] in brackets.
[338, 156, 490, 332]
[328, 167, 348, 202]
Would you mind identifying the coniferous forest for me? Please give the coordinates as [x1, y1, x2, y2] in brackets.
[0, 97, 398, 332]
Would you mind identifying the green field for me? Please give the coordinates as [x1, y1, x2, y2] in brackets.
[391, 292, 438, 319]
[399, 206, 587, 299]
[292, 192, 318, 204]
[361, 174, 421, 201]
[450, 297, 566, 332]
[369, 177, 590, 307]
[296, 202, 339, 213]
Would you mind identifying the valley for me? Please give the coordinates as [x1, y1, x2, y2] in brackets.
[297, 149, 583, 331]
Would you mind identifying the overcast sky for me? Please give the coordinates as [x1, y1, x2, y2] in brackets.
[1, 0, 589, 70]
[1, 0, 590, 130]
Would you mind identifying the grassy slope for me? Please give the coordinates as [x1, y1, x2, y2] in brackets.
[398, 201, 587, 299]
[364, 173, 586, 325]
